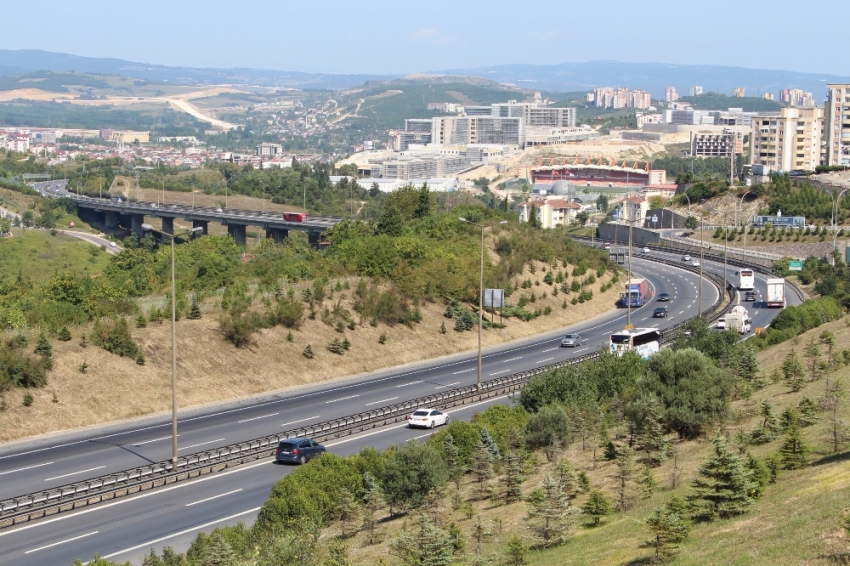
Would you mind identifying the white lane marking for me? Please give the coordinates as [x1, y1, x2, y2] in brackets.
[132, 435, 177, 447]
[325, 394, 360, 404]
[281, 416, 320, 428]
[0, 461, 53, 476]
[185, 488, 243, 507]
[536, 357, 554, 364]
[26, 531, 99, 554]
[501, 356, 522, 363]
[396, 381, 422, 388]
[575, 348, 588, 353]
[540, 347, 558, 353]
[415, 432, 435, 440]
[97, 508, 261, 561]
[44, 466, 105, 482]
[325, 395, 510, 448]
[679, 311, 684, 315]
[366, 397, 398, 406]
[179, 438, 226, 451]
[237, 412, 279, 424]
[452, 368, 474, 375]
[435, 382, 460, 389]
[0, 461, 272, 541]
[489, 369, 511, 376]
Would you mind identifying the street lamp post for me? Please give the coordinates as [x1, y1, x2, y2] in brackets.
[739, 191, 750, 262]
[141, 223, 203, 468]
[832, 188, 849, 265]
[661, 197, 674, 231]
[459, 217, 508, 391]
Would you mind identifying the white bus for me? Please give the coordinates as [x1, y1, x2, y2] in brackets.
[609, 328, 663, 360]
[736, 269, 755, 291]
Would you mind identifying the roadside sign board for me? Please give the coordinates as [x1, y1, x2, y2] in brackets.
[788, 260, 803, 271]
[483, 289, 504, 308]
[652, 215, 658, 223]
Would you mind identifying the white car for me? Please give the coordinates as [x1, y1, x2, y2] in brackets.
[691, 260, 700, 267]
[109, 241, 117, 247]
[682, 255, 691, 261]
[407, 408, 450, 429]
[642, 247, 650, 253]
[716, 318, 726, 329]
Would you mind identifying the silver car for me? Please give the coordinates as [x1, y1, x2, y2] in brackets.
[560, 333, 582, 347]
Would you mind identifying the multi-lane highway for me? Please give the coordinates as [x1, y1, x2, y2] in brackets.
[0, 249, 798, 565]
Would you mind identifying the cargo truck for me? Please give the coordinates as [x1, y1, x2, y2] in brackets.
[725, 305, 752, 334]
[619, 277, 649, 308]
[766, 278, 786, 308]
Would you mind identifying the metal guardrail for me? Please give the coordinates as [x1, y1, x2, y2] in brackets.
[0, 252, 727, 530]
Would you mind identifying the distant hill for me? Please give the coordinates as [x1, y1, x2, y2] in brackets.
[0, 49, 398, 90]
[440, 61, 850, 97]
[680, 92, 783, 112]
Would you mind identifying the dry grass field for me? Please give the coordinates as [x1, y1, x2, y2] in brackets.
[0, 261, 622, 443]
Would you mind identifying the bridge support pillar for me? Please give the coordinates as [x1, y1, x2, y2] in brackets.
[161, 217, 174, 235]
[266, 228, 288, 244]
[227, 224, 247, 245]
[130, 214, 145, 238]
[308, 231, 321, 248]
[104, 211, 118, 230]
[192, 220, 208, 235]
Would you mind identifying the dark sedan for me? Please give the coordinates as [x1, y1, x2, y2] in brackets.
[653, 307, 668, 318]
[744, 291, 757, 301]
[657, 293, 671, 302]
[275, 437, 326, 465]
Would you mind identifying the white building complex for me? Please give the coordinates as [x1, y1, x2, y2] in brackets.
[825, 84, 850, 167]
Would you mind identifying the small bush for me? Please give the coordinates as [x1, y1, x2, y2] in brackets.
[303, 344, 314, 358]
[378, 333, 387, 344]
[91, 318, 141, 358]
[22, 393, 34, 407]
[57, 327, 72, 341]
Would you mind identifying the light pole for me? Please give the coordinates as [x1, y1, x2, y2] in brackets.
[739, 191, 750, 261]
[625, 215, 638, 329]
[459, 217, 508, 391]
[140, 223, 203, 468]
[662, 197, 674, 231]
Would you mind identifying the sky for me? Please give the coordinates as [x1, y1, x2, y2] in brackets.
[1, 0, 846, 76]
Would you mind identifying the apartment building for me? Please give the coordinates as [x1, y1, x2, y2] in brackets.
[690, 86, 703, 96]
[590, 87, 652, 110]
[665, 87, 679, 102]
[751, 106, 825, 172]
[762, 93, 775, 101]
[519, 197, 582, 228]
[256, 143, 284, 157]
[524, 125, 598, 147]
[426, 102, 462, 113]
[431, 116, 525, 147]
[825, 84, 850, 167]
[779, 89, 814, 107]
[689, 129, 744, 158]
[370, 155, 471, 180]
[732, 87, 746, 97]
[461, 102, 576, 128]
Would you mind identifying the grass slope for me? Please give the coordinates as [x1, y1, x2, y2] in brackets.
[0, 229, 112, 283]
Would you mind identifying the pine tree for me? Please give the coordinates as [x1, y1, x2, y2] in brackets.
[554, 459, 579, 500]
[581, 490, 612, 526]
[471, 437, 495, 500]
[577, 471, 591, 494]
[745, 453, 769, 499]
[526, 473, 579, 547]
[804, 340, 821, 381]
[57, 327, 72, 341]
[638, 465, 658, 499]
[443, 434, 462, 489]
[479, 427, 500, 461]
[615, 445, 638, 512]
[502, 450, 525, 504]
[630, 395, 670, 467]
[439, 321, 447, 334]
[34, 333, 52, 357]
[797, 397, 819, 427]
[135, 312, 148, 328]
[303, 344, 314, 358]
[779, 420, 809, 470]
[503, 535, 527, 566]
[390, 513, 453, 566]
[337, 489, 361, 538]
[362, 472, 386, 545]
[645, 499, 691, 562]
[135, 352, 145, 365]
[782, 349, 805, 392]
[752, 399, 782, 444]
[735, 344, 760, 385]
[187, 296, 203, 320]
[328, 338, 344, 354]
[688, 434, 757, 520]
[820, 330, 836, 366]
[821, 381, 850, 453]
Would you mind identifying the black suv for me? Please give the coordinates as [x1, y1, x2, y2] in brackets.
[275, 437, 326, 465]
[744, 291, 757, 301]
[653, 307, 668, 318]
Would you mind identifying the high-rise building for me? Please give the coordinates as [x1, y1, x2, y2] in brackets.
[825, 84, 850, 166]
[590, 87, 652, 109]
[431, 116, 525, 146]
[751, 106, 824, 172]
[665, 87, 679, 102]
[689, 129, 744, 158]
[461, 102, 576, 127]
[762, 93, 775, 101]
[690, 86, 703, 96]
[732, 87, 746, 98]
[779, 88, 815, 107]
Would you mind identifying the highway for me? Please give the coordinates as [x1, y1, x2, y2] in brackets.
[0, 249, 798, 565]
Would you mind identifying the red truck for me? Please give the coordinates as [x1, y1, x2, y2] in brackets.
[283, 212, 306, 222]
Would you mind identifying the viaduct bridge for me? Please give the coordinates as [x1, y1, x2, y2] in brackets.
[33, 180, 341, 245]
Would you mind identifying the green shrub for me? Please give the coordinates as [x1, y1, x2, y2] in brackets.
[90, 317, 141, 358]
